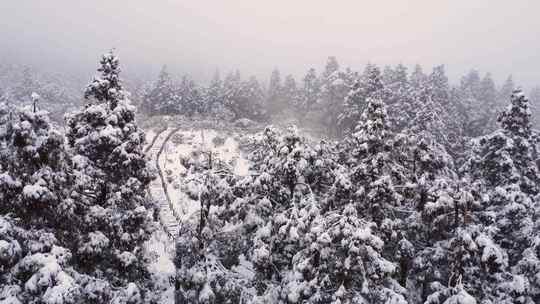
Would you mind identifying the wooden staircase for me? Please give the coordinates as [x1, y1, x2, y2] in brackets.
[146, 128, 182, 239]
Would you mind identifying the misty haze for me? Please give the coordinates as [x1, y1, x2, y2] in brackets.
[0, 1, 540, 304]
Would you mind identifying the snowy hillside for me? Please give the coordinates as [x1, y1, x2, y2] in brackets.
[2, 36, 540, 303]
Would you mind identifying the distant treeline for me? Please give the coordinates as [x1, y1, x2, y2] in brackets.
[138, 57, 540, 138]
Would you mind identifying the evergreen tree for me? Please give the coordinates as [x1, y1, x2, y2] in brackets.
[297, 68, 320, 123]
[322, 56, 339, 80]
[223, 73, 267, 121]
[479, 73, 499, 131]
[460, 88, 540, 302]
[287, 204, 407, 303]
[339, 63, 385, 134]
[458, 70, 484, 137]
[267, 68, 285, 115]
[498, 75, 515, 108]
[467, 89, 539, 194]
[0, 102, 151, 303]
[142, 65, 177, 115]
[66, 51, 157, 302]
[84, 51, 124, 109]
[409, 64, 428, 91]
[529, 86, 540, 129]
[176, 74, 202, 116]
[318, 57, 358, 137]
[319, 57, 348, 137]
[0, 103, 76, 303]
[175, 170, 245, 303]
[339, 97, 406, 237]
[12, 67, 40, 103]
[384, 64, 412, 133]
[202, 69, 227, 118]
[412, 65, 461, 152]
[282, 74, 301, 114]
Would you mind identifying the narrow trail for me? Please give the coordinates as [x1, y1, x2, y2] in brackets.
[144, 128, 177, 304]
[146, 128, 183, 239]
[147, 127, 247, 239]
[144, 128, 167, 154]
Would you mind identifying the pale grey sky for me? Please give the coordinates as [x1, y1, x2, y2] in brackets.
[1, 0, 539, 87]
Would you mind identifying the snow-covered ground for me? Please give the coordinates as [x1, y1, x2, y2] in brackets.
[145, 230, 175, 303]
[159, 128, 250, 220]
[142, 126, 253, 303]
[144, 129, 157, 148]
[144, 129, 176, 304]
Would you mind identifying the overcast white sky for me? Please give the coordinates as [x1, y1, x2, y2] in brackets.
[1, 0, 539, 88]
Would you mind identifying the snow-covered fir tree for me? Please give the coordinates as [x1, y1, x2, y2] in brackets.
[201, 70, 227, 118]
[339, 64, 386, 135]
[458, 88, 540, 303]
[12, 67, 40, 104]
[176, 75, 202, 116]
[5, 43, 540, 304]
[223, 73, 267, 122]
[142, 65, 177, 115]
[296, 68, 320, 123]
[383, 64, 413, 133]
[282, 74, 301, 115]
[267, 68, 286, 115]
[318, 57, 355, 137]
[66, 51, 158, 302]
[84, 51, 125, 110]
[529, 86, 540, 129]
[498, 75, 515, 108]
[0, 95, 158, 302]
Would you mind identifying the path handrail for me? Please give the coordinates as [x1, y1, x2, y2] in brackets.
[156, 128, 186, 225]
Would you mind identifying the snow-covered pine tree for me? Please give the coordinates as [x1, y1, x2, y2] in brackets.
[459, 88, 540, 302]
[319, 57, 353, 137]
[296, 68, 320, 123]
[340, 96, 406, 226]
[498, 75, 515, 109]
[223, 74, 267, 122]
[244, 122, 407, 303]
[175, 170, 246, 303]
[0, 103, 121, 303]
[176, 74, 202, 116]
[142, 65, 177, 115]
[266, 68, 286, 115]
[401, 65, 457, 152]
[0, 87, 6, 104]
[338, 90, 462, 300]
[338, 63, 386, 135]
[467, 88, 539, 195]
[385, 86, 466, 300]
[66, 51, 157, 302]
[318, 57, 340, 131]
[84, 51, 125, 110]
[457, 70, 483, 138]
[409, 64, 428, 92]
[383, 64, 413, 133]
[12, 67, 40, 104]
[0, 214, 83, 304]
[454, 71, 499, 138]
[282, 74, 301, 116]
[246, 125, 403, 303]
[338, 96, 420, 294]
[479, 73, 499, 131]
[202, 70, 227, 118]
[424, 283, 477, 304]
[529, 86, 540, 129]
[428, 66, 468, 161]
[286, 203, 407, 303]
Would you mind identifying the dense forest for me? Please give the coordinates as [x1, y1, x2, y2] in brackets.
[135, 57, 540, 139]
[0, 51, 539, 304]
